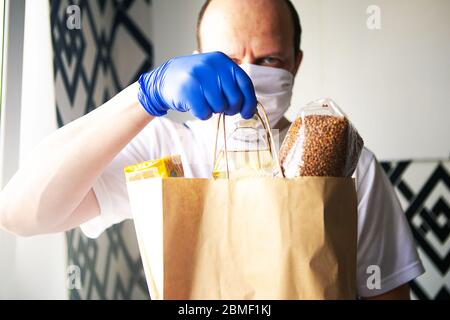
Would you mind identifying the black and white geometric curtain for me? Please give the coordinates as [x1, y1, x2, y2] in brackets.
[381, 160, 450, 300]
[49, 0, 449, 300]
[50, 0, 153, 299]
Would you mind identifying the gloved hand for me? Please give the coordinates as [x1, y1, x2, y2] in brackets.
[137, 51, 257, 120]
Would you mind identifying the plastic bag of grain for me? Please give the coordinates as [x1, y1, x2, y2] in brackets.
[279, 98, 364, 177]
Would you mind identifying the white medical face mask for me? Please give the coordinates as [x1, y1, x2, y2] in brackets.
[239, 63, 294, 127]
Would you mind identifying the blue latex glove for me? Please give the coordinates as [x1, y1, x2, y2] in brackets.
[137, 52, 257, 120]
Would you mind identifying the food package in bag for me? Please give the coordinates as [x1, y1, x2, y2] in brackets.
[279, 98, 364, 177]
[124, 155, 184, 182]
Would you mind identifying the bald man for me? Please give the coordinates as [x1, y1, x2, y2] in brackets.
[0, 0, 423, 299]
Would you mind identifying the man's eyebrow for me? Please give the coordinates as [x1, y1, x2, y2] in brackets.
[255, 52, 287, 59]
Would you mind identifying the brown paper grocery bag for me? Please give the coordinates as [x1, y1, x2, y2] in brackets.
[127, 176, 357, 300]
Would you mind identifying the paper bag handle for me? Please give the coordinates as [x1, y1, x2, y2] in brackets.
[213, 102, 285, 178]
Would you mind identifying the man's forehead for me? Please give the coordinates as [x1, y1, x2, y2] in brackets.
[202, 0, 290, 14]
[200, 0, 291, 29]
[199, 0, 293, 51]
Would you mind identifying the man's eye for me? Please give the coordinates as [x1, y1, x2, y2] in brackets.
[260, 57, 281, 66]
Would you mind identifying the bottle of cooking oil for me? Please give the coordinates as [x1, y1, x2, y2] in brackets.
[213, 115, 275, 178]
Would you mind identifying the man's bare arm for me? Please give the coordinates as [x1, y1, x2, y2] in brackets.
[0, 83, 153, 236]
[0, 52, 257, 237]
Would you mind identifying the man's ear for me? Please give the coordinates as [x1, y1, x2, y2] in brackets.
[293, 50, 303, 76]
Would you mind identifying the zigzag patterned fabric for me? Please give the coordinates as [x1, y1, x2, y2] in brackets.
[50, 0, 153, 299]
[381, 161, 450, 300]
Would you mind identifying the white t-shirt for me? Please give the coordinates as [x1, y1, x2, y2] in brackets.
[81, 116, 424, 298]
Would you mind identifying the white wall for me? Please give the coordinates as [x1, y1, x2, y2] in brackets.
[152, 0, 204, 124]
[152, 0, 203, 66]
[153, 0, 450, 161]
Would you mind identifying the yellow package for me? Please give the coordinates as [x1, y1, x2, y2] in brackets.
[124, 155, 184, 182]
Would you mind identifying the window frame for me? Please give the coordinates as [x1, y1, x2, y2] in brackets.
[0, 0, 25, 188]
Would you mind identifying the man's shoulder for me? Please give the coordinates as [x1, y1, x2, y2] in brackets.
[354, 147, 379, 189]
[140, 116, 195, 140]
[144, 116, 185, 131]
[358, 147, 376, 170]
